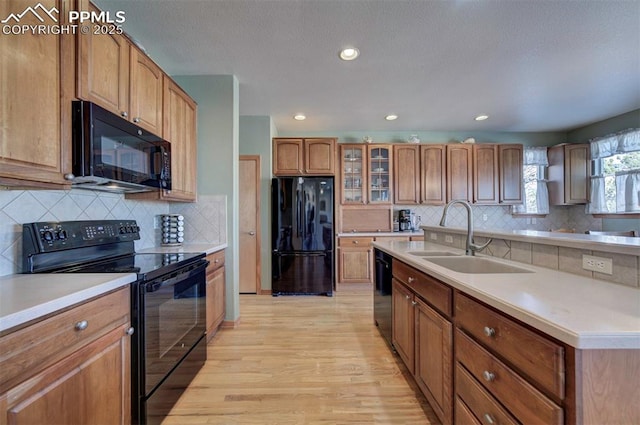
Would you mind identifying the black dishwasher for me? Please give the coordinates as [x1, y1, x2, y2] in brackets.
[374, 248, 393, 348]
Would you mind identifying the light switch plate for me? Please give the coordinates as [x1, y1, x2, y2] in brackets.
[445, 235, 453, 243]
[430, 233, 438, 240]
[582, 254, 613, 275]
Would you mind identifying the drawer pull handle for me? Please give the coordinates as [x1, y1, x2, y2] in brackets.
[483, 326, 496, 337]
[407, 277, 415, 283]
[483, 413, 495, 424]
[75, 320, 88, 331]
[125, 327, 135, 336]
[214, 259, 220, 263]
[483, 371, 495, 382]
[353, 240, 359, 244]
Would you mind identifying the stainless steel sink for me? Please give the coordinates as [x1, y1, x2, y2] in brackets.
[424, 256, 533, 274]
[407, 250, 461, 257]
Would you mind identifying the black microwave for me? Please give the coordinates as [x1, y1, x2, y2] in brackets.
[71, 101, 171, 193]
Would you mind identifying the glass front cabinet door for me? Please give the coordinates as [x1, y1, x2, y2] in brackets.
[341, 145, 366, 204]
[368, 146, 392, 204]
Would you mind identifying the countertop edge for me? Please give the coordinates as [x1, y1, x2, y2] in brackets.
[372, 241, 640, 350]
[0, 273, 136, 334]
[138, 243, 227, 255]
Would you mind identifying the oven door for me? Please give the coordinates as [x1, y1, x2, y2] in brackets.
[139, 260, 208, 396]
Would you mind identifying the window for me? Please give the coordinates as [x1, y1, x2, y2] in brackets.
[588, 129, 640, 214]
[512, 147, 549, 215]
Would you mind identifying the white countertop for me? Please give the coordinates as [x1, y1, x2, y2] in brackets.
[0, 273, 136, 334]
[373, 240, 640, 350]
[138, 243, 227, 255]
[337, 232, 423, 237]
[422, 226, 640, 256]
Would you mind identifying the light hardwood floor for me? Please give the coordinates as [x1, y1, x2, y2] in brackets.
[164, 283, 439, 424]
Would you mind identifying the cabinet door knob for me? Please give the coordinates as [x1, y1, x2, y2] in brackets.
[249, 231, 256, 235]
[121, 111, 128, 118]
[353, 240, 359, 244]
[483, 413, 495, 424]
[125, 327, 135, 336]
[214, 259, 220, 263]
[483, 326, 496, 337]
[411, 301, 417, 306]
[483, 371, 495, 382]
[405, 294, 410, 300]
[133, 117, 141, 123]
[75, 320, 88, 331]
[407, 277, 415, 283]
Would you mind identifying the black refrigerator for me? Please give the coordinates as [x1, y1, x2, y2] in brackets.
[272, 176, 334, 296]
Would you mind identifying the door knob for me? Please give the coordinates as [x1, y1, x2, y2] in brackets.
[249, 231, 256, 235]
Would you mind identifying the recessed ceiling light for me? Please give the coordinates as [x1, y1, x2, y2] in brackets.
[293, 113, 306, 121]
[339, 47, 359, 61]
[385, 114, 398, 121]
[475, 114, 489, 121]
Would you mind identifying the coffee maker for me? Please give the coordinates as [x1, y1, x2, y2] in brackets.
[398, 209, 412, 232]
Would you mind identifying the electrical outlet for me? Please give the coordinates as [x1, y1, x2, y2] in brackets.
[582, 254, 613, 275]
[482, 214, 488, 221]
[445, 235, 453, 243]
[430, 233, 438, 240]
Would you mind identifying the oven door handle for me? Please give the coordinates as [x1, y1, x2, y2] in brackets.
[146, 260, 210, 293]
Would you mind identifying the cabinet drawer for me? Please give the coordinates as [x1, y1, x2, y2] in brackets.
[206, 250, 225, 272]
[456, 364, 518, 425]
[455, 293, 565, 400]
[455, 397, 482, 425]
[392, 260, 452, 317]
[338, 237, 374, 247]
[456, 329, 563, 424]
[0, 287, 129, 392]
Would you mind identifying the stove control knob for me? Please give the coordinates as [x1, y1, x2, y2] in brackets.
[57, 230, 68, 240]
[43, 231, 54, 242]
[119, 226, 126, 234]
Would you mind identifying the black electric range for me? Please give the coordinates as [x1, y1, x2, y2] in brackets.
[22, 220, 209, 425]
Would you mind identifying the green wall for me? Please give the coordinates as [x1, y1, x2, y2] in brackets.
[173, 75, 241, 322]
[239, 116, 275, 290]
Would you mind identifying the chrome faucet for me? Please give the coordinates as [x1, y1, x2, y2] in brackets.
[439, 200, 492, 256]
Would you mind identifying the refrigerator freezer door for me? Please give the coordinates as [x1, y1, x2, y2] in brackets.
[272, 251, 333, 296]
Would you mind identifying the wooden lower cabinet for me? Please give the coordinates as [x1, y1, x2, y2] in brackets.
[206, 250, 226, 341]
[392, 263, 453, 425]
[337, 237, 374, 283]
[0, 288, 131, 425]
[392, 279, 415, 373]
[415, 298, 453, 424]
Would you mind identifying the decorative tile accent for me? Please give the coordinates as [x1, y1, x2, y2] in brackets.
[484, 238, 510, 259]
[532, 244, 559, 270]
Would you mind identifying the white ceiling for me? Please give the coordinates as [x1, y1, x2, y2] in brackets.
[94, 0, 640, 133]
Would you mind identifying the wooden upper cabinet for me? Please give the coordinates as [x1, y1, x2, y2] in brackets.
[420, 145, 446, 205]
[273, 139, 304, 175]
[340, 144, 366, 204]
[304, 138, 335, 174]
[273, 138, 335, 176]
[473, 144, 499, 204]
[548, 143, 590, 205]
[77, 0, 129, 118]
[499, 144, 523, 204]
[394, 145, 420, 204]
[129, 48, 164, 136]
[162, 78, 197, 201]
[0, 0, 73, 189]
[368, 145, 392, 204]
[446, 144, 473, 202]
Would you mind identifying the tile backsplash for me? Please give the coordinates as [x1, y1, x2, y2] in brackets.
[397, 204, 601, 233]
[0, 190, 227, 276]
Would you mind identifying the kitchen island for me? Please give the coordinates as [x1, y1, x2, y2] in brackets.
[373, 239, 639, 425]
